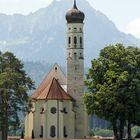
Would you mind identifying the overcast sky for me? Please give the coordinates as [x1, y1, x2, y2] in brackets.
[0, 0, 140, 38]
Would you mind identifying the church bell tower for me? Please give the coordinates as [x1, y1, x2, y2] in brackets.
[66, 0, 87, 138]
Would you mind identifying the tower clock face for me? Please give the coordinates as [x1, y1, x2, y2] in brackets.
[50, 107, 57, 114]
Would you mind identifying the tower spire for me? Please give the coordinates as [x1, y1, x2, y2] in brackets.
[73, 0, 77, 9]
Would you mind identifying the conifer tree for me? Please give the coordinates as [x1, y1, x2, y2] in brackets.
[0, 52, 34, 140]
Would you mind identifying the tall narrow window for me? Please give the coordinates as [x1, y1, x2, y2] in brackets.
[50, 126, 56, 137]
[64, 126, 67, 137]
[68, 37, 71, 44]
[80, 37, 82, 48]
[40, 126, 43, 138]
[74, 36, 77, 44]
[80, 37, 82, 44]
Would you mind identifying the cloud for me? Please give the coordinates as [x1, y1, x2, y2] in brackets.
[125, 18, 140, 38]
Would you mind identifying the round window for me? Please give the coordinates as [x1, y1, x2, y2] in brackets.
[51, 107, 56, 114]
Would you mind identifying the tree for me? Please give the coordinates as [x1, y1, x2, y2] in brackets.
[84, 44, 140, 140]
[0, 52, 34, 140]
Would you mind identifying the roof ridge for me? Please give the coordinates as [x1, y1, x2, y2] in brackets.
[46, 77, 56, 99]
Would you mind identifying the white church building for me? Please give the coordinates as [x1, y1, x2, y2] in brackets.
[25, 0, 88, 139]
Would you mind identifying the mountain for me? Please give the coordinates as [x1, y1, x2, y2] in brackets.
[0, 0, 140, 66]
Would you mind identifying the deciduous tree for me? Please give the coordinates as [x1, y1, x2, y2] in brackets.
[84, 44, 140, 140]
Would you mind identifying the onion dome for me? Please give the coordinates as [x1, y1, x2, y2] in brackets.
[66, 0, 85, 23]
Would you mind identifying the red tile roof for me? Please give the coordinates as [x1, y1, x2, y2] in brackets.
[32, 78, 72, 100]
[32, 64, 67, 99]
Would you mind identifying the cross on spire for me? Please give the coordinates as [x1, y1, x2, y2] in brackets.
[73, 0, 78, 9]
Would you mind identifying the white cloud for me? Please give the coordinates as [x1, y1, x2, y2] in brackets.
[125, 18, 140, 38]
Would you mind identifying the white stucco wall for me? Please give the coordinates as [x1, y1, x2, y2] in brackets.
[33, 100, 45, 138]
[25, 99, 75, 139]
[44, 100, 75, 139]
[25, 112, 33, 137]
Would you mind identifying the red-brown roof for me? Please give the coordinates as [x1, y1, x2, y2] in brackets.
[32, 78, 72, 100]
[32, 64, 67, 99]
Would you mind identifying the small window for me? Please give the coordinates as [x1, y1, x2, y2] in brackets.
[74, 36, 77, 44]
[51, 107, 56, 114]
[55, 67, 57, 71]
[74, 53, 77, 59]
[74, 27, 77, 31]
[60, 108, 68, 114]
[79, 53, 83, 59]
[50, 126, 56, 137]
[63, 108, 67, 113]
[68, 37, 71, 44]
[40, 107, 44, 114]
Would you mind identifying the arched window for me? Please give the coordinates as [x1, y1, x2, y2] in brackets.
[50, 126, 56, 137]
[40, 126, 43, 138]
[64, 126, 67, 137]
[68, 37, 71, 44]
[74, 36, 77, 44]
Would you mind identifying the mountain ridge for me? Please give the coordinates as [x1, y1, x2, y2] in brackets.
[0, 0, 139, 66]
